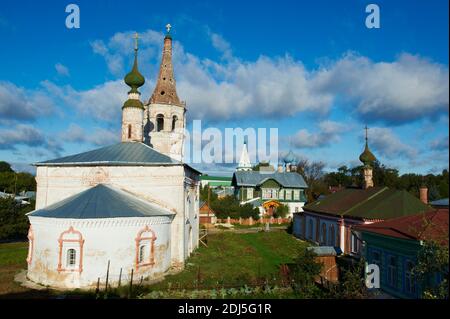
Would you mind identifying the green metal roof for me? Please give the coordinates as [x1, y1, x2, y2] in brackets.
[200, 175, 233, 181]
[35, 142, 181, 166]
[28, 184, 174, 219]
[304, 186, 431, 220]
[232, 171, 307, 188]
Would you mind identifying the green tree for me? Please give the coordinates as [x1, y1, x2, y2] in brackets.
[0, 197, 32, 240]
[0, 161, 13, 173]
[290, 248, 324, 298]
[273, 203, 289, 218]
[414, 240, 449, 299]
[328, 258, 368, 299]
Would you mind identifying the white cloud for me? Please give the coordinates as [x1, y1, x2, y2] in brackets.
[55, 63, 70, 77]
[65, 123, 119, 146]
[89, 29, 448, 125]
[292, 120, 349, 148]
[0, 124, 62, 156]
[368, 127, 417, 160]
[315, 53, 449, 124]
[0, 81, 54, 122]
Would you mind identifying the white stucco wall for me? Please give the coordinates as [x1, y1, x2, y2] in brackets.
[34, 164, 200, 269]
[27, 216, 172, 289]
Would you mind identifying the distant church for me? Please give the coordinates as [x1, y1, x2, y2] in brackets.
[26, 26, 200, 289]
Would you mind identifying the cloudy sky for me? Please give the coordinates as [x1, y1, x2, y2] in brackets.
[0, 0, 448, 176]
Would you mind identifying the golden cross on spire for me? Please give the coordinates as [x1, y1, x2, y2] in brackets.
[133, 32, 139, 51]
[166, 23, 172, 33]
[364, 125, 369, 141]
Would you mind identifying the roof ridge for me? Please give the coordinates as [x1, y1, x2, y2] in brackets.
[343, 186, 388, 216]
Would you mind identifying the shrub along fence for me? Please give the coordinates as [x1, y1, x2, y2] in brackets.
[216, 216, 291, 226]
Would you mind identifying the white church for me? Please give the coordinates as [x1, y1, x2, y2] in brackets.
[25, 26, 201, 289]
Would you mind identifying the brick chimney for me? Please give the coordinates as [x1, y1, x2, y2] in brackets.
[419, 185, 428, 204]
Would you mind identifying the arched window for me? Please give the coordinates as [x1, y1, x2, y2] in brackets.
[156, 114, 164, 132]
[67, 249, 77, 267]
[308, 219, 314, 240]
[128, 124, 132, 139]
[171, 115, 178, 131]
[329, 225, 335, 246]
[321, 223, 327, 245]
[57, 226, 84, 273]
[135, 226, 157, 271]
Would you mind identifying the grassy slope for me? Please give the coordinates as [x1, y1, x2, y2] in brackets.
[151, 230, 308, 290]
[0, 242, 29, 296]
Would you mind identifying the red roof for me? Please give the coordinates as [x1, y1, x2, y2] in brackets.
[356, 208, 449, 245]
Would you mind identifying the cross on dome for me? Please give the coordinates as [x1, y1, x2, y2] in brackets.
[166, 23, 172, 33]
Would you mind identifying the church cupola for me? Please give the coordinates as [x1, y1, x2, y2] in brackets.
[144, 24, 186, 161]
[121, 32, 145, 143]
[359, 126, 377, 189]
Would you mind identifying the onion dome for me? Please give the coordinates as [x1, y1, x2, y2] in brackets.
[124, 33, 145, 94]
[359, 126, 377, 166]
[283, 150, 296, 164]
[124, 53, 145, 93]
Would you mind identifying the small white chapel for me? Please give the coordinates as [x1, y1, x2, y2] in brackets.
[25, 25, 200, 289]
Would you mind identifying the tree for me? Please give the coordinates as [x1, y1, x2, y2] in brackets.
[0, 161, 13, 173]
[0, 197, 32, 240]
[414, 240, 449, 299]
[328, 258, 368, 299]
[295, 159, 326, 202]
[273, 203, 289, 218]
[290, 248, 324, 298]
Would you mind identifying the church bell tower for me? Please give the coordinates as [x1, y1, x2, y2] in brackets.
[144, 24, 186, 161]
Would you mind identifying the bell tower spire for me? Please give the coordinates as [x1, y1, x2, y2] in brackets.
[121, 32, 145, 143]
[148, 24, 183, 106]
[145, 25, 186, 161]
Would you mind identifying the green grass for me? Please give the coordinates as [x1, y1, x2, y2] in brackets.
[150, 230, 308, 290]
[0, 241, 29, 296]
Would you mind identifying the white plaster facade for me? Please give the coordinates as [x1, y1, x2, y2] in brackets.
[145, 103, 186, 161]
[27, 216, 173, 289]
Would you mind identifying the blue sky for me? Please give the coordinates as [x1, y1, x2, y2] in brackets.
[0, 0, 448, 176]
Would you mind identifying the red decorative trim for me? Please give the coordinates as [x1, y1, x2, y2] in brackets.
[57, 226, 84, 273]
[135, 225, 157, 271]
[26, 225, 34, 265]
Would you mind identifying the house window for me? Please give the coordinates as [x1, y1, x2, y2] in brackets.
[57, 226, 84, 273]
[262, 188, 277, 199]
[286, 189, 292, 200]
[135, 226, 157, 271]
[156, 114, 164, 132]
[293, 190, 300, 201]
[405, 260, 416, 294]
[139, 245, 147, 263]
[66, 249, 77, 267]
[308, 219, 314, 240]
[387, 255, 398, 287]
[171, 115, 178, 131]
[247, 188, 253, 200]
[321, 223, 327, 245]
[351, 234, 359, 253]
[372, 250, 381, 266]
[279, 190, 284, 200]
[329, 225, 335, 246]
